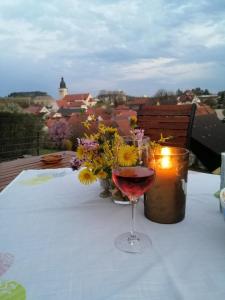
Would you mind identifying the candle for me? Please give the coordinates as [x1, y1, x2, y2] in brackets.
[160, 147, 172, 169]
[144, 147, 189, 224]
[161, 147, 170, 156]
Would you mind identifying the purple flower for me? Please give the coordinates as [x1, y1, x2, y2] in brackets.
[132, 129, 145, 141]
[78, 138, 99, 151]
[49, 121, 71, 147]
[70, 156, 83, 171]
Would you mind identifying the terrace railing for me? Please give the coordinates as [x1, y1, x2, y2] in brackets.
[0, 133, 59, 162]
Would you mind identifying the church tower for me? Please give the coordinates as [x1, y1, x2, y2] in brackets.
[59, 77, 68, 99]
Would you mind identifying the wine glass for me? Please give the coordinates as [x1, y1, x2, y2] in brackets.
[112, 136, 155, 253]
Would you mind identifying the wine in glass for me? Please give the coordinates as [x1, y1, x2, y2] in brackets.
[112, 136, 155, 253]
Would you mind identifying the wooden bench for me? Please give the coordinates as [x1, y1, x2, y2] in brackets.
[137, 104, 196, 148]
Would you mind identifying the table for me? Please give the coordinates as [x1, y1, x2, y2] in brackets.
[0, 151, 74, 192]
[0, 169, 224, 299]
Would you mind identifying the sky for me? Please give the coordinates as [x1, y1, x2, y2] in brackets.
[0, 0, 225, 99]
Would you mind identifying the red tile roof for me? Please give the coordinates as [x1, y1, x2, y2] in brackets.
[63, 94, 90, 102]
[196, 104, 215, 115]
[57, 93, 92, 108]
[115, 119, 131, 136]
[128, 99, 149, 105]
[67, 102, 82, 108]
[115, 105, 130, 110]
[86, 107, 111, 120]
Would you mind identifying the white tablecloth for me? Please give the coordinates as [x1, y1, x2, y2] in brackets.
[0, 169, 224, 299]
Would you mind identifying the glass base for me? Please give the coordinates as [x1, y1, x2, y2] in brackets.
[112, 199, 130, 205]
[115, 232, 152, 253]
[99, 190, 111, 198]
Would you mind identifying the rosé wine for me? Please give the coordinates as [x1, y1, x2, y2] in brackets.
[112, 166, 155, 199]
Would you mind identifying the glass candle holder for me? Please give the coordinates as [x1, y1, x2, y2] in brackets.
[144, 147, 189, 224]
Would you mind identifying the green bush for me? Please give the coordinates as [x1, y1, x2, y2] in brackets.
[0, 112, 43, 161]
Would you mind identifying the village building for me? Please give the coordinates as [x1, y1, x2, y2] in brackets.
[57, 77, 96, 112]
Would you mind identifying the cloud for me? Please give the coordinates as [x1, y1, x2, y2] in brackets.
[176, 21, 225, 49]
[113, 57, 215, 83]
[0, 0, 225, 96]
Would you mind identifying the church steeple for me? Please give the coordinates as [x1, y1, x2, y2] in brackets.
[58, 77, 68, 99]
[60, 77, 66, 89]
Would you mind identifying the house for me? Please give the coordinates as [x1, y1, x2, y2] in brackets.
[112, 105, 137, 136]
[57, 77, 95, 110]
[32, 95, 57, 108]
[1, 94, 57, 109]
[126, 97, 157, 111]
[198, 94, 219, 107]
[57, 93, 95, 110]
[97, 90, 127, 105]
[177, 92, 201, 105]
[57, 107, 82, 118]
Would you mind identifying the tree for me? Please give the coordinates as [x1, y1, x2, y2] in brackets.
[0, 102, 23, 113]
[176, 89, 183, 96]
[154, 89, 168, 98]
[48, 120, 71, 149]
[191, 87, 211, 95]
[204, 89, 210, 95]
[154, 90, 176, 104]
[8, 91, 48, 97]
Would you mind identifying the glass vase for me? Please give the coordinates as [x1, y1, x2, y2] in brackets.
[99, 178, 112, 198]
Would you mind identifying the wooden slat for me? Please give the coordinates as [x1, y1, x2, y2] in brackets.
[139, 104, 193, 114]
[138, 122, 189, 130]
[147, 133, 187, 142]
[0, 151, 74, 192]
[137, 116, 189, 123]
[138, 111, 192, 116]
[145, 129, 187, 140]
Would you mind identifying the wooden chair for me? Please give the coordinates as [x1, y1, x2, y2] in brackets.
[137, 104, 196, 149]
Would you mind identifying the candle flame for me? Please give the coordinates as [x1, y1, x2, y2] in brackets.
[160, 147, 172, 169]
[161, 156, 172, 169]
[161, 147, 171, 156]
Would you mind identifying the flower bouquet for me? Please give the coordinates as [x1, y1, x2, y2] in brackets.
[71, 117, 141, 202]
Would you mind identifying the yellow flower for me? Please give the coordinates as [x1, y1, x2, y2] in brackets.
[83, 161, 93, 169]
[118, 145, 138, 166]
[82, 120, 90, 129]
[89, 133, 100, 140]
[97, 170, 108, 179]
[98, 123, 107, 134]
[87, 114, 96, 121]
[78, 169, 97, 185]
[104, 127, 118, 134]
[129, 115, 137, 128]
[76, 146, 85, 160]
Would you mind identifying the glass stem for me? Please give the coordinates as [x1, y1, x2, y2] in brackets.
[130, 199, 136, 237]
